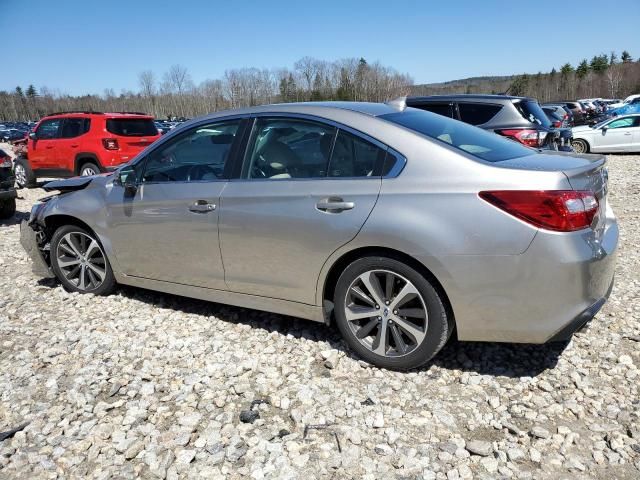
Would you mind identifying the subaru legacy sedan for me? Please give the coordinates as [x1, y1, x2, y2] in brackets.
[20, 101, 618, 370]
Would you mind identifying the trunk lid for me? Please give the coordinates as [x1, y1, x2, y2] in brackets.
[497, 152, 608, 230]
[105, 117, 160, 154]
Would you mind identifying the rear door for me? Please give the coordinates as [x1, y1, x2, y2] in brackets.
[30, 119, 62, 170]
[219, 116, 388, 305]
[57, 117, 90, 173]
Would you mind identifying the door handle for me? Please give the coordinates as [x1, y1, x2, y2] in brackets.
[46, 145, 54, 149]
[188, 200, 216, 213]
[71, 144, 79, 147]
[623, 132, 632, 136]
[316, 197, 355, 213]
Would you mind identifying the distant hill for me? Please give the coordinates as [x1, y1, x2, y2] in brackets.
[410, 75, 518, 96]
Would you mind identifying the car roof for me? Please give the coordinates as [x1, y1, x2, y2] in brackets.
[187, 102, 404, 124]
[40, 112, 154, 121]
[407, 94, 534, 103]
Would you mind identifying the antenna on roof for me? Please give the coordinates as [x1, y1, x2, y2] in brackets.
[386, 96, 407, 112]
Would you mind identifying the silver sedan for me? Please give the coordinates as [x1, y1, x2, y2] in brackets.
[571, 114, 640, 153]
[21, 101, 618, 369]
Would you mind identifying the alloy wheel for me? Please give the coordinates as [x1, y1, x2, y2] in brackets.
[81, 166, 99, 176]
[14, 164, 27, 186]
[344, 269, 428, 357]
[56, 232, 107, 291]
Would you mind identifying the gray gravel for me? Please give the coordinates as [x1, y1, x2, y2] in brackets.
[1, 154, 639, 479]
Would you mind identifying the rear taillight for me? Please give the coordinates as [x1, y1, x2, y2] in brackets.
[552, 121, 562, 128]
[0, 156, 11, 168]
[102, 138, 119, 150]
[495, 129, 547, 148]
[479, 190, 599, 232]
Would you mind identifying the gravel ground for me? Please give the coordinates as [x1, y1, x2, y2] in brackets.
[0, 153, 639, 480]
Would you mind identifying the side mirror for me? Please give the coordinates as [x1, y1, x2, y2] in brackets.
[601, 125, 608, 133]
[29, 132, 37, 140]
[117, 165, 138, 196]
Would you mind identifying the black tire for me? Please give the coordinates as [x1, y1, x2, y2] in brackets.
[78, 162, 101, 177]
[334, 256, 452, 370]
[14, 157, 36, 188]
[0, 198, 16, 219]
[571, 139, 589, 154]
[50, 225, 115, 295]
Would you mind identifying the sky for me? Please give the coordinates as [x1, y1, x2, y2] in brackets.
[2, 0, 640, 96]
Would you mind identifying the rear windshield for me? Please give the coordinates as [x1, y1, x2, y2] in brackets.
[514, 101, 552, 128]
[106, 118, 158, 136]
[381, 108, 533, 163]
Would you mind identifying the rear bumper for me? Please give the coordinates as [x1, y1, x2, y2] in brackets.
[20, 220, 55, 278]
[433, 205, 618, 344]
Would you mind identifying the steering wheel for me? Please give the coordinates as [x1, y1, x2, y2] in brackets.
[187, 164, 218, 182]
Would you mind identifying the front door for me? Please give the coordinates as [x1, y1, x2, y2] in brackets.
[105, 119, 243, 289]
[219, 116, 387, 305]
[30, 118, 62, 170]
[595, 116, 636, 152]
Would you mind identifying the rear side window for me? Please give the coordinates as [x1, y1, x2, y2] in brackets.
[411, 102, 454, 118]
[328, 130, 386, 178]
[457, 103, 502, 125]
[60, 118, 90, 138]
[381, 108, 533, 163]
[106, 118, 158, 136]
[514, 101, 552, 128]
[244, 118, 336, 179]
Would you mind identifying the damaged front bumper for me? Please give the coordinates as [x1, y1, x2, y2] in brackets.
[20, 220, 55, 279]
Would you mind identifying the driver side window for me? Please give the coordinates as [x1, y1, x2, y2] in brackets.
[142, 120, 240, 183]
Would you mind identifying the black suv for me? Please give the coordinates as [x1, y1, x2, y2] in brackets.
[406, 95, 573, 152]
[0, 148, 17, 219]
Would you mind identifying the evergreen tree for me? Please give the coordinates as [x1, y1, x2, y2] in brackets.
[560, 63, 574, 75]
[576, 60, 589, 79]
[26, 85, 38, 98]
[621, 50, 632, 63]
[590, 54, 609, 73]
[609, 51, 618, 65]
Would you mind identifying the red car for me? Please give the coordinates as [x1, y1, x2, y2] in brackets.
[14, 112, 160, 188]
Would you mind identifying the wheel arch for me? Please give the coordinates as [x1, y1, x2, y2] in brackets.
[320, 246, 455, 332]
[74, 153, 102, 175]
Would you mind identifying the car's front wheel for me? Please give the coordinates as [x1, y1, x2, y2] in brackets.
[571, 139, 589, 154]
[50, 225, 115, 295]
[14, 158, 36, 188]
[334, 256, 452, 370]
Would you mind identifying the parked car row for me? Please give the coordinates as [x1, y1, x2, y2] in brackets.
[405, 95, 574, 151]
[0, 121, 35, 142]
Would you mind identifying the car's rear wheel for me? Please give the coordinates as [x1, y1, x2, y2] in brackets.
[79, 162, 101, 177]
[571, 139, 589, 154]
[50, 225, 115, 295]
[334, 256, 451, 370]
[0, 198, 16, 220]
[14, 158, 36, 188]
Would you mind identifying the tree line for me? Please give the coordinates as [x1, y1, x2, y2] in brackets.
[412, 51, 640, 103]
[1, 51, 639, 122]
[0, 57, 412, 121]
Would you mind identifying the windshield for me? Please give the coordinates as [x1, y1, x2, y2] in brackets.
[381, 108, 534, 163]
